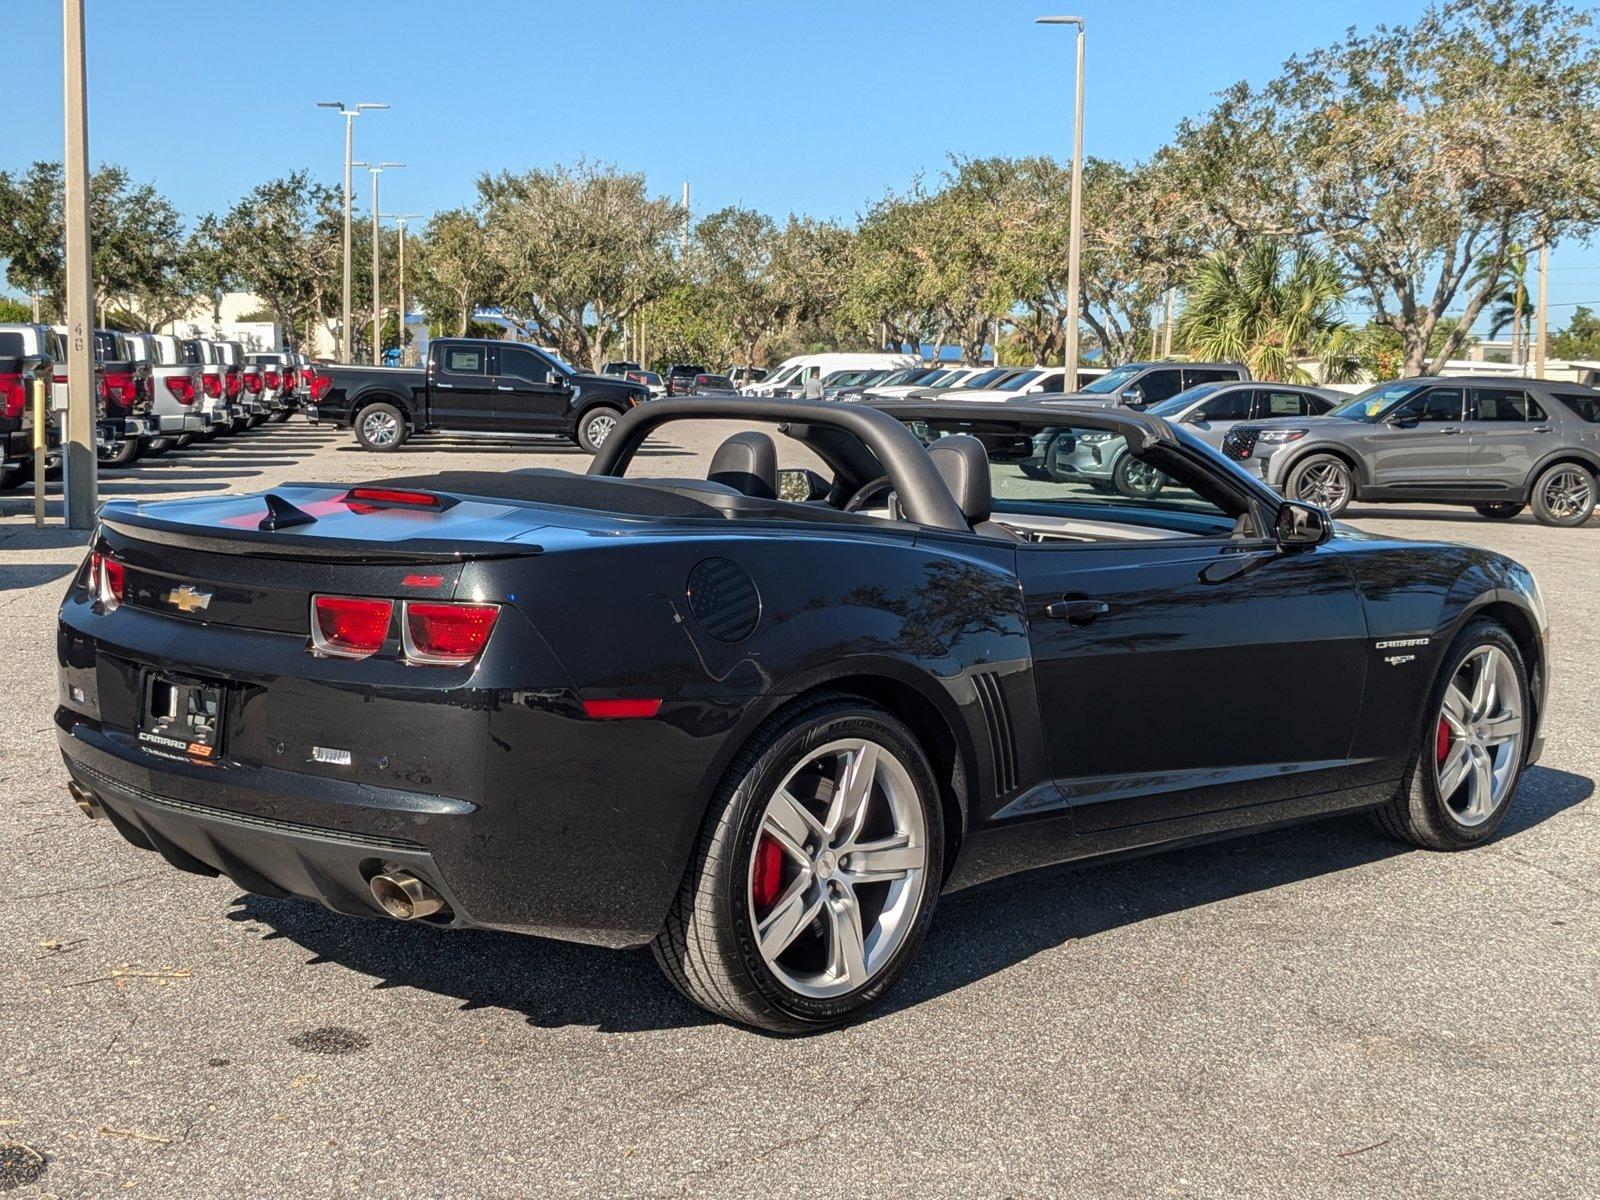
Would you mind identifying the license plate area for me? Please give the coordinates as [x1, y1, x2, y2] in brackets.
[139, 672, 226, 762]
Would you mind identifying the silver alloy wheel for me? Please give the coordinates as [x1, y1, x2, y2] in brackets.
[749, 738, 929, 1000]
[1435, 644, 1524, 827]
[1540, 468, 1593, 522]
[1120, 459, 1164, 496]
[585, 411, 616, 448]
[361, 409, 400, 447]
[1298, 461, 1350, 510]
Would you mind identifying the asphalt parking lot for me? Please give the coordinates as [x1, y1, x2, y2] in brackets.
[1, 421, 1595, 1199]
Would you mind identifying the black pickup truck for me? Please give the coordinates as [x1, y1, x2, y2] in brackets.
[312, 339, 651, 453]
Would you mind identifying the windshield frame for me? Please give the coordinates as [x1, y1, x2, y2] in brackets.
[1324, 380, 1426, 422]
[1079, 364, 1145, 395]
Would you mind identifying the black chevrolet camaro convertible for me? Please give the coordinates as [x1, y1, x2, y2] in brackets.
[56, 398, 1548, 1031]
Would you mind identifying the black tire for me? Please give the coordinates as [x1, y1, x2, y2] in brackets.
[1285, 453, 1354, 517]
[98, 435, 140, 468]
[1112, 451, 1165, 499]
[577, 406, 623, 454]
[354, 402, 408, 452]
[0, 463, 25, 490]
[1373, 618, 1529, 851]
[1528, 463, 1596, 528]
[145, 437, 174, 457]
[1473, 503, 1524, 521]
[272, 408, 293, 423]
[175, 433, 195, 449]
[652, 694, 944, 1033]
[247, 412, 267, 429]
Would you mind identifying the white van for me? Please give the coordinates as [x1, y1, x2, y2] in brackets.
[745, 352, 918, 396]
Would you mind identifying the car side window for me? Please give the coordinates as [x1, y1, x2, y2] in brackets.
[500, 346, 551, 385]
[1183, 368, 1240, 389]
[1138, 370, 1185, 404]
[1472, 387, 1534, 422]
[1256, 390, 1313, 418]
[1195, 390, 1252, 421]
[1395, 387, 1463, 423]
[1551, 392, 1600, 423]
[443, 346, 487, 375]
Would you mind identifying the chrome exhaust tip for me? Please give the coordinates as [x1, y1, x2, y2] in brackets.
[68, 780, 105, 820]
[369, 870, 446, 920]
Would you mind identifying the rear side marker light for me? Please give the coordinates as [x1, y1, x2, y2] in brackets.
[402, 602, 500, 665]
[310, 594, 394, 658]
[89, 551, 125, 610]
[582, 698, 662, 720]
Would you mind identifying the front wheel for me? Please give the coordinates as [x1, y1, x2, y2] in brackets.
[1374, 619, 1529, 851]
[652, 696, 943, 1033]
[1473, 502, 1524, 521]
[1286, 453, 1354, 517]
[355, 403, 408, 451]
[1529, 463, 1595, 527]
[1112, 453, 1166, 499]
[577, 407, 622, 454]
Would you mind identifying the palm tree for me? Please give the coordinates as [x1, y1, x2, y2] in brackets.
[1177, 239, 1362, 383]
[1473, 246, 1531, 365]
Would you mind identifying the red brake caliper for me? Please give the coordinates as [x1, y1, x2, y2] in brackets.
[1436, 717, 1452, 765]
[751, 834, 784, 913]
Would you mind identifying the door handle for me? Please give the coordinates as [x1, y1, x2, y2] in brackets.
[1439, 427, 1462, 435]
[496, 385, 514, 391]
[436, 381, 454, 388]
[1532, 426, 1553, 433]
[1045, 598, 1109, 624]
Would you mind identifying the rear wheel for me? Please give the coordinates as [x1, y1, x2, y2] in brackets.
[1286, 453, 1354, 517]
[175, 433, 194, 449]
[577, 406, 622, 454]
[1473, 502, 1524, 521]
[652, 696, 943, 1033]
[145, 437, 173, 457]
[272, 408, 293, 423]
[1374, 619, 1528, 851]
[1112, 453, 1165, 499]
[1529, 464, 1595, 527]
[98, 435, 140, 468]
[355, 403, 407, 451]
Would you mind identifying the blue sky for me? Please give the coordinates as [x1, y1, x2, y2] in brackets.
[7, 0, 1599, 329]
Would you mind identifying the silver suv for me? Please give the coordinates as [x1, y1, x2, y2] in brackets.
[1223, 376, 1600, 527]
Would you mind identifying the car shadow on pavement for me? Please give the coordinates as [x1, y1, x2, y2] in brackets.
[225, 764, 1591, 1036]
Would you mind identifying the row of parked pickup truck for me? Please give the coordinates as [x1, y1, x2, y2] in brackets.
[0, 323, 329, 489]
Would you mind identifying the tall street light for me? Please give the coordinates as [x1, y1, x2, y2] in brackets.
[62, 0, 96, 528]
[387, 214, 423, 366]
[317, 101, 387, 361]
[1036, 16, 1086, 385]
[354, 162, 404, 365]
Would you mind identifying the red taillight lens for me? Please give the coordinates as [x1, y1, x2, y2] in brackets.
[582, 698, 663, 720]
[300, 368, 315, 387]
[344, 486, 441, 509]
[311, 373, 332, 400]
[225, 372, 242, 399]
[310, 594, 394, 659]
[402, 602, 500, 665]
[243, 371, 262, 392]
[89, 551, 125, 610]
[104, 371, 137, 405]
[202, 372, 222, 399]
[164, 375, 197, 405]
[264, 369, 281, 389]
[0, 372, 24, 420]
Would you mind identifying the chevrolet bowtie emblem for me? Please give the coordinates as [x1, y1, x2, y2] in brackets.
[165, 584, 213, 613]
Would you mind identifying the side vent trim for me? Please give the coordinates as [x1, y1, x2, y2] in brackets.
[971, 669, 1018, 796]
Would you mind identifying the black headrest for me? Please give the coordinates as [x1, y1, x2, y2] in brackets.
[707, 431, 777, 500]
[927, 434, 992, 524]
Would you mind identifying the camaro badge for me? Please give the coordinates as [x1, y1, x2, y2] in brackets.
[165, 584, 213, 613]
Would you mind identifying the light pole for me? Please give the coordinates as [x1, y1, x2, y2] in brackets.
[1036, 15, 1086, 385]
[387, 214, 423, 365]
[317, 101, 387, 362]
[354, 162, 404, 364]
[62, 0, 96, 528]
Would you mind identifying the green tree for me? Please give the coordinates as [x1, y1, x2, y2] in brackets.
[214, 172, 342, 350]
[1550, 306, 1600, 359]
[478, 159, 681, 369]
[413, 208, 499, 339]
[1169, 0, 1600, 375]
[1178, 239, 1363, 382]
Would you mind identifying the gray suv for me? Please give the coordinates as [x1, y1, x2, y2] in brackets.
[1223, 376, 1600, 527]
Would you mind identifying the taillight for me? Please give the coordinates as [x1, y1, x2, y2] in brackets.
[0, 372, 25, 420]
[310, 595, 394, 659]
[310, 373, 332, 400]
[401, 602, 500, 665]
[104, 371, 138, 405]
[163, 375, 197, 405]
[89, 551, 125, 610]
[243, 371, 262, 392]
[300, 368, 315, 387]
[202, 372, 222, 399]
[225, 372, 242, 399]
[264, 369, 281, 389]
[343, 486, 443, 509]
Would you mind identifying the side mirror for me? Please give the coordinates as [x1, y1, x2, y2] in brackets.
[1389, 412, 1420, 429]
[1275, 500, 1333, 548]
[1121, 387, 1144, 408]
[777, 467, 829, 502]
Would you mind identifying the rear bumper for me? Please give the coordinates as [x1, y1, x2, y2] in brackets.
[157, 412, 207, 434]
